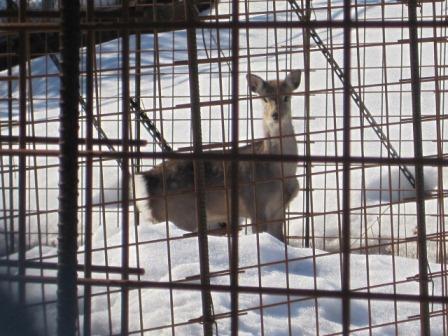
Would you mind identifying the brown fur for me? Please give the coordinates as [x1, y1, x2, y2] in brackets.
[133, 70, 301, 242]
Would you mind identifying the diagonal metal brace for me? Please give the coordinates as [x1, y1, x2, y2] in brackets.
[7, 0, 123, 166]
[288, 0, 416, 188]
[48, 55, 123, 168]
[130, 97, 172, 153]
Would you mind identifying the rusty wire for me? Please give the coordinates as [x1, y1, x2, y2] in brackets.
[0, 1, 447, 335]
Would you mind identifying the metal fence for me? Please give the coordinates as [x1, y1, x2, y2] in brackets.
[0, 0, 447, 335]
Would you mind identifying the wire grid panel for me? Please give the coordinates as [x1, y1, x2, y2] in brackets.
[0, 0, 447, 335]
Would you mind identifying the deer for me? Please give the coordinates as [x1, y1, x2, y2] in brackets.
[132, 70, 301, 242]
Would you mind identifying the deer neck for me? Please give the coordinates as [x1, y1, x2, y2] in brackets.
[263, 115, 296, 153]
[263, 115, 298, 178]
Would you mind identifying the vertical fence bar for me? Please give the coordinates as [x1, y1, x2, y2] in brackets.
[3, 2, 446, 335]
[341, 0, 352, 334]
[6, 0, 15, 256]
[120, 0, 131, 334]
[407, 1, 431, 334]
[83, 0, 95, 334]
[185, 2, 214, 335]
[131, 16, 145, 334]
[430, 1, 447, 330]
[17, 0, 27, 306]
[230, 0, 240, 334]
[57, 0, 81, 335]
[302, 0, 312, 248]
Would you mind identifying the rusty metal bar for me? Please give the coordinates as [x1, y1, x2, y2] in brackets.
[120, 1, 131, 334]
[4, 1, 124, 173]
[289, 0, 417, 190]
[185, 1, 215, 335]
[2, 19, 448, 32]
[0, 86, 444, 130]
[57, 0, 80, 335]
[230, 0, 240, 334]
[18, 229, 448, 285]
[50, 53, 124, 169]
[0, 135, 146, 146]
[0, 2, 446, 335]
[430, 0, 448, 331]
[302, 0, 312, 248]
[1, 147, 448, 166]
[408, 1, 431, 334]
[3, 273, 448, 304]
[129, 19, 145, 334]
[130, 97, 172, 152]
[0, 1, 441, 20]
[17, 0, 27, 307]
[341, 0, 352, 333]
[151, 22, 178, 335]
[0, 259, 144, 275]
[82, 0, 95, 334]
[6, 0, 15, 257]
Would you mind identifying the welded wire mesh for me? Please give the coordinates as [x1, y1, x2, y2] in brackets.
[0, 0, 447, 335]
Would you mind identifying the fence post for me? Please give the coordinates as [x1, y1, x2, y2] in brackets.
[57, 1, 80, 335]
[185, 3, 214, 334]
[408, 1, 431, 334]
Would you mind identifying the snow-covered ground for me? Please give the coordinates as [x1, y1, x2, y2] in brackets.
[1, 0, 447, 335]
[4, 223, 446, 335]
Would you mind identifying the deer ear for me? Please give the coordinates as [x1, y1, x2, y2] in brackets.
[285, 70, 301, 91]
[246, 73, 266, 95]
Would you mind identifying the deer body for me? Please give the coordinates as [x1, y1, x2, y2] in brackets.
[134, 70, 301, 242]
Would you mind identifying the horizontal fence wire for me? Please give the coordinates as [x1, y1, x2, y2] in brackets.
[0, 0, 447, 335]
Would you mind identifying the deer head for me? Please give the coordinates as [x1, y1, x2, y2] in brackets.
[247, 70, 301, 136]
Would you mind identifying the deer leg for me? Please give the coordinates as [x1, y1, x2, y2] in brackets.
[265, 211, 285, 242]
[267, 223, 284, 242]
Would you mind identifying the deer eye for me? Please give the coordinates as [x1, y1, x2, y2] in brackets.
[283, 96, 289, 102]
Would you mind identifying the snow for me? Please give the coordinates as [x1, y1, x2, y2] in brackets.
[3, 224, 446, 335]
[1, 0, 447, 335]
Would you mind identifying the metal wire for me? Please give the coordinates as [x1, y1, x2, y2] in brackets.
[57, 0, 80, 335]
[288, 0, 417, 189]
[0, 1, 447, 335]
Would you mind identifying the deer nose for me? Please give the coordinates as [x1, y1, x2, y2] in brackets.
[272, 112, 279, 121]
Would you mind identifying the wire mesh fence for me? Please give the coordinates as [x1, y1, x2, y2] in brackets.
[0, 0, 447, 335]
